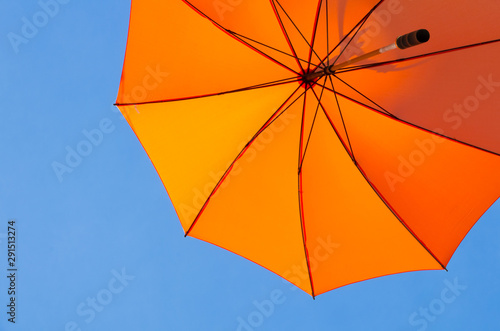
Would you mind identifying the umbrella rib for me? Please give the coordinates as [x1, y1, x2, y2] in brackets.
[229, 31, 311, 69]
[184, 86, 306, 237]
[309, 83, 356, 164]
[315, 80, 381, 115]
[351, 162, 448, 271]
[297, 92, 317, 298]
[327, 75, 356, 160]
[182, 0, 298, 75]
[325, 0, 330, 61]
[270, 0, 304, 72]
[115, 77, 301, 106]
[327, 74, 395, 117]
[306, 0, 324, 72]
[298, 79, 326, 171]
[227, 30, 300, 74]
[336, 38, 500, 74]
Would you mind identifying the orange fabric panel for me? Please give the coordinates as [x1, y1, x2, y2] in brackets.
[300, 107, 441, 295]
[183, 0, 300, 72]
[118, 83, 299, 231]
[188, 100, 313, 294]
[116, 0, 292, 105]
[334, 0, 500, 154]
[330, 95, 500, 266]
[336, 44, 500, 155]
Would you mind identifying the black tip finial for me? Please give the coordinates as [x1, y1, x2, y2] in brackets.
[396, 29, 430, 49]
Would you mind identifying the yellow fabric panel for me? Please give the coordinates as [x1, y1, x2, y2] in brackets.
[301, 108, 441, 295]
[118, 84, 299, 231]
[188, 100, 312, 294]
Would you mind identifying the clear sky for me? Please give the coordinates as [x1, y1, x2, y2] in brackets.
[1, 1, 499, 331]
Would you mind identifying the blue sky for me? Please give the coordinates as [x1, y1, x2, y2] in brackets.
[1, 1, 499, 330]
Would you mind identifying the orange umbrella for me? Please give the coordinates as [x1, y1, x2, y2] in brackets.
[115, 0, 500, 297]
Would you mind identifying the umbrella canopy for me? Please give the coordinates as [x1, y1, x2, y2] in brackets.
[115, 0, 500, 297]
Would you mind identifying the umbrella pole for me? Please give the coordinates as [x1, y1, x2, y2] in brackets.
[305, 29, 430, 80]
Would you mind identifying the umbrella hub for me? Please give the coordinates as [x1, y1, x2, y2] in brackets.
[300, 69, 322, 86]
[302, 65, 340, 83]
